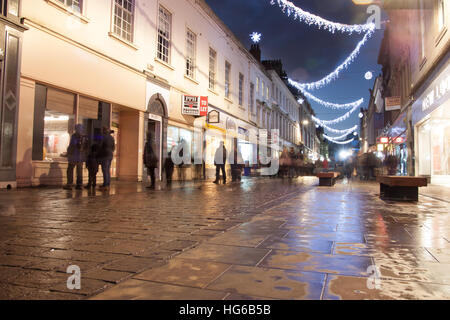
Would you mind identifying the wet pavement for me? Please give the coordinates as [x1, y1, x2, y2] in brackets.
[1, 177, 449, 300]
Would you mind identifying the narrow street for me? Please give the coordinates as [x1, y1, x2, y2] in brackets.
[1, 178, 449, 300]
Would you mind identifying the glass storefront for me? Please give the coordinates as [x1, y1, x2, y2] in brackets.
[417, 101, 450, 185]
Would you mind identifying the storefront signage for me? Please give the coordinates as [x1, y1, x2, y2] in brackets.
[148, 113, 162, 122]
[413, 55, 450, 125]
[205, 123, 226, 133]
[421, 72, 450, 112]
[207, 110, 220, 124]
[379, 137, 389, 144]
[385, 96, 401, 111]
[182, 95, 208, 116]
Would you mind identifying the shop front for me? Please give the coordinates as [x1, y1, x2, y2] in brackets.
[413, 51, 450, 186]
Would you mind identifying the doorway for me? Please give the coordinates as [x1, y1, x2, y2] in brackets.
[146, 118, 162, 181]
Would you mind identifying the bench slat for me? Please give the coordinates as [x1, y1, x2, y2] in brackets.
[377, 176, 428, 187]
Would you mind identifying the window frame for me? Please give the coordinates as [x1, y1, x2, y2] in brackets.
[157, 4, 172, 64]
[238, 73, 244, 106]
[225, 61, 231, 99]
[112, 0, 135, 43]
[208, 47, 217, 91]
[185, 28, 197, 79]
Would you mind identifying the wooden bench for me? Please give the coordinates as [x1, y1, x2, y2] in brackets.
[377, 176, 428, 201]
[317, 172, 340, 186]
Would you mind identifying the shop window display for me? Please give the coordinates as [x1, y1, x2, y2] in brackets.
[43, 111, 74, 161]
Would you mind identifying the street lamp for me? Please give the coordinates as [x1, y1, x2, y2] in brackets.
[303, 120, 309, 125]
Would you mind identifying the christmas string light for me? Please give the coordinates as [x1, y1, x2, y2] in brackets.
[269, 0, 375, 34]
[324, 136, 355, 145]
[320, 124, 358, 135]
[323, 132, 352, 141]
[312, 103, 360, 125]
[300, 90, 364, 109]
[288, 29, 375, 91]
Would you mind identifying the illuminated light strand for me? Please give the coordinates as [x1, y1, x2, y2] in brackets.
[324, 136, 355, 145]
[300, 91, 364, 109]
[320, 124, 358, 135]
[269, 0, 375, 34]
[312, 103, 360, 125]
[288, 29, 375, 91]
[323, 132, 352, 141]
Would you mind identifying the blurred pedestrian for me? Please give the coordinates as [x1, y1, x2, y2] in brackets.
[98, 127, 115, 190]
[144, 133, 158, 189]
[64, 124, 88, 190]
[230, 145, 244, 182]
[164, 148, 175, 187]
[85, 144, 99, 189]
[213, 141, 227, 184]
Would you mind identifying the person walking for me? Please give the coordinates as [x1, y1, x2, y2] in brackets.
[213, 141, 227, 184]
[85, 144, 99, 189]
[64, 124, 87, 190]
[164, 148, 175, 187]
[143, 133, 158, 189]
[230, 145, 244, 182]
[98, 127, 115, 190]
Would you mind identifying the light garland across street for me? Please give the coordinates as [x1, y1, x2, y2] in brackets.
[312, 103, 360, 125]
[269, 0, 375, 34]
[323, 136, 355, 145]
[298, 89, 364, 109]
[319, 124, 358, 135]
[288, 28, 375, 91]
[323, 132, 352, 141]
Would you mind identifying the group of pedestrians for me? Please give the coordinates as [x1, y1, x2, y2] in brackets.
[63, 125, 115, 191]
[278, 147, 314, 178]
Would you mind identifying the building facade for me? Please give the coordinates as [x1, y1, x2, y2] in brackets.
[375, 0, 449, 185]
[11, 0, 311, 187]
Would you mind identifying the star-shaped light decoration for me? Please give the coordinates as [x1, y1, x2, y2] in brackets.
[250, 32, 262, 44]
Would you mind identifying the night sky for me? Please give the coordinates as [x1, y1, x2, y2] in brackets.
[205, 0, 386, 133]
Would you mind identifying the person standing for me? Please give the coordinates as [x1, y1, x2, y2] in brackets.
[143, 133, 158, 189]
[230, 145, 244, 182]
[213, 141, 227, 184]
[64, 124, 87, 190]
[98, 127, 115, 190]
[85, 144, 99, 189]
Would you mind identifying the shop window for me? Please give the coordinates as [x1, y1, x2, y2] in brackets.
[43, 88, 76, 161]
[167, 126, 193, 161]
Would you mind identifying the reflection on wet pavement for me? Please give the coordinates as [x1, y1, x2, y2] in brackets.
[1, 178, 450, 299]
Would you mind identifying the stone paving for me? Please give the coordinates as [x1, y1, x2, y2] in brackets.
[1, 177, 450, 300]
[92, 179, 450, 300]
[0, 177, 311, 299]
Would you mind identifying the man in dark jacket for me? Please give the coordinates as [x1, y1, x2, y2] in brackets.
[143, 133, 158, 189]
[98, 127, 115, 190]
[64, 124, 87, 190]
[213, 141, 227, 184]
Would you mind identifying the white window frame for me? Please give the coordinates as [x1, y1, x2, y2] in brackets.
[225, 61, 231, 99]
[157, 5, 172, 64]
[112, 0, 135, 43]
[185, 28, 197, 79]
[249, 82, 255, 114]
[208, 47, 217, 91]
[239, 73, 244, 106]
[437, 0, 445, 31]
[57, 0, 82, 13]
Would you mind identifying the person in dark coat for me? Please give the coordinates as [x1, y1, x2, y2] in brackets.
[85, 144, 99, 189]
[144, 134, 158, 189]
[213, 141, 227, 184]
[164, 149, 175, 187]
[230, 145, 244, 182]
[64, 124, 88, 190]
[98, 127, 115, 190]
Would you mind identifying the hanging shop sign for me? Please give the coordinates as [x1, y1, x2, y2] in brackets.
[385, 96, 401, 111]
[207, 110, 220, 124]
[182, 95, 208, 116]
[378, 137, 389, 144]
